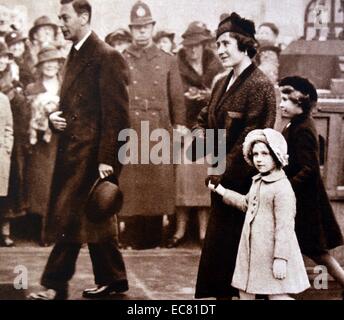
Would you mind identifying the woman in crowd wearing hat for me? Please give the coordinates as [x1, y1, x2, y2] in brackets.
[256, 22, 280, 48]
[105, 28, 132, 54]
[209, 128, 310, 299]
[166, 21, 224, 248]
[5, 30, 35, 88]
[256, 22, 281, 85]
[25, 46, 64, 246]
[153, 30, 176, 55]
[28, 16, 59, 69]
[193, 12, 276, 299]
[0, 42, 30, 246]
[279, 76, 344, 298]
[0, 91, 14, 247]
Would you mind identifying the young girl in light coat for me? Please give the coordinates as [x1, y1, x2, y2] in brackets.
[209, 128, 310, 300]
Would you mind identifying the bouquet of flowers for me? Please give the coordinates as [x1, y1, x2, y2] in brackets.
[30, 92, 59, 145]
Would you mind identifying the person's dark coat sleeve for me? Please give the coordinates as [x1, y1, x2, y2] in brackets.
[167, 57, 186, 126]
[289, 128, 318, 191]
[98, 49, 130, 177]
[185, 106, 209, 162]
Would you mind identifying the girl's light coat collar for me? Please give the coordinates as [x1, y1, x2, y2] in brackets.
[252, 169, 286, 183]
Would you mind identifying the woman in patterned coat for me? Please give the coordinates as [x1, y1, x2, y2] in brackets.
[193, 13, 276, 299]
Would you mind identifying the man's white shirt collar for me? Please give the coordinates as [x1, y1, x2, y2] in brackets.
[74, 30, 92, 51]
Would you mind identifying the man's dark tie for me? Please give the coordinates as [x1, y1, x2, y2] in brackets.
[61, 46, 78, 83]
[67, 46, 78, 65]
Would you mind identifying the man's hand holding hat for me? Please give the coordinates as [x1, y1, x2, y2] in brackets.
[99, 163, 114, 179]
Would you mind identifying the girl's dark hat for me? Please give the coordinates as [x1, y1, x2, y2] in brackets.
[279, 76, 318, 103]
[216, 12, 256, 40]
[29, 16, 58, 41]
[85, 177, 124, 224]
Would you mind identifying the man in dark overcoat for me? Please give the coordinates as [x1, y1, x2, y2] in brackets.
[119, 1, 185, 249]
[29, 0, 130, 300]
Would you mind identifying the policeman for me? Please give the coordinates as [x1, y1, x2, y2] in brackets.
[120, 1, 185, 249]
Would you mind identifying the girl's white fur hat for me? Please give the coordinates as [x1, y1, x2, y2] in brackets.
[243, 128, 289, 167]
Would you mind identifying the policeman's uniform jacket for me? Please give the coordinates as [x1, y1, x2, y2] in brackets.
[120, 43, 185, 216]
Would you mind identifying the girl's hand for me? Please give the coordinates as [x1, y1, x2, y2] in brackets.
[208, 181, 216, 191]
[273, 258, 287, 280]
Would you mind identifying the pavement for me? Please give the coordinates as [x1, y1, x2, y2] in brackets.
[0, 246, 342, 300]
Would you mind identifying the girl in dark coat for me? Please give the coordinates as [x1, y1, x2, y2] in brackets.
[279, 76, 344, 297]
[193, 13, 276, 299]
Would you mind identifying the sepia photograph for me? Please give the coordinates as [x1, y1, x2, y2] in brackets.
[0, 0, 343, 305]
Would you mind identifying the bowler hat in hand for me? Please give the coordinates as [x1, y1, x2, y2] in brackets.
[85, 177, 123, 224]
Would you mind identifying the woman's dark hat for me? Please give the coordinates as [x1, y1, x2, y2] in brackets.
[182, 21, 212, 46]
[5, 31, 26, 47]
[153, 30, 175, 43]
[105, 28, 132, 44]
[29, 16, 58, 41]
[85, 177, 124, 224]
[216, 12, 256, 40]
[259, 43, 281, 56]
[35, 46, 64, 67]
